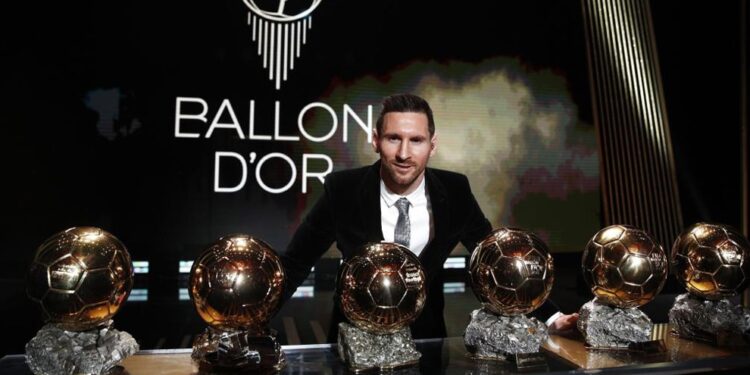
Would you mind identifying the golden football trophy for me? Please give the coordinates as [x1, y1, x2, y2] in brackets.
[465, 228, 554, 366]
[669, 223, 750, 345]
[189, 234, 286, 373]
[25, 227, 138, 375]
[337, 242, 426, 372]
[579, 225, 668, 351]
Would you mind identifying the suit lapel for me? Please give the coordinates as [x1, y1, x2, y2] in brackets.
[420, 168, 449, 267]
[360, 161, 384, 244]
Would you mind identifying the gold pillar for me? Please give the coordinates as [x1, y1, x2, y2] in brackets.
[581, 0, 683, 248]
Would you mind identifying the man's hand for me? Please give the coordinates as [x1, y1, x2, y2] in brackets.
[548, 313, 579, 335]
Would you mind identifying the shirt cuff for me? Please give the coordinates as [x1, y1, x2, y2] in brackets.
[545, 311, 563, 327]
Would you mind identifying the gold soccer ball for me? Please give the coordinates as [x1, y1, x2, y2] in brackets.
[189, 234, 285, 333]
[26, 227, 133, 331]
[468, 228, 554, 316]
[581, 225, 668, 308]
[672, 223, 750, 300]
[339, 242, 426, 334]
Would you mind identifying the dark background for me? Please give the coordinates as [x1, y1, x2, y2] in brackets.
[3, 0, 596, 273]
[1, 0, 746, 356]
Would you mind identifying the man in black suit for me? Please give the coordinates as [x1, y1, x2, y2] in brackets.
[281, 93, 577, 341]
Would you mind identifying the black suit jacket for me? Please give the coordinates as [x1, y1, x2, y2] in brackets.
[281, 161, 558, 340]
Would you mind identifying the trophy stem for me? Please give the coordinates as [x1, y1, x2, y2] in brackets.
[192, 327, 285, 373]
[25, 320, 138, 375]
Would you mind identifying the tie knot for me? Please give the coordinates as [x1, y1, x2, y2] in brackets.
[395, 197, 410, 213]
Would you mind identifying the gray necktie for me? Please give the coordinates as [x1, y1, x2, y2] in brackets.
[394, 197, 410, 248]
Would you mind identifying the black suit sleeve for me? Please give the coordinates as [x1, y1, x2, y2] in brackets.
[458, 175, 493, 252]
[280, 179, 337, 301]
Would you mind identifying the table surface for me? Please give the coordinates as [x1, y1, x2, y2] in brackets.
[542, 323, 750, 370]
[3, 325, 750, 374]
[1, 338, 574, 375]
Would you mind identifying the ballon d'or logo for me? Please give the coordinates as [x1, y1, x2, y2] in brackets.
[243, 0, 323, 90]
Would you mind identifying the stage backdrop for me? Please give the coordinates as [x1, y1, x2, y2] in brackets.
[6, 0, 598, 274]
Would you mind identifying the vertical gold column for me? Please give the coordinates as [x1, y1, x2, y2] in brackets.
[581, 0, 683, 248]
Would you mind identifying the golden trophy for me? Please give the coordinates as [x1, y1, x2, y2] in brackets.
[465, 228, 554, 366]
[25, 227, 138, 375]
[669, 223, 750, 345]
[579, 225, 668, 351]
[189, 234, 285, 373]
[337, 242, 426, 372]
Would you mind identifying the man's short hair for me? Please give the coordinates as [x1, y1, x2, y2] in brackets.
[375, 94, 435, 136]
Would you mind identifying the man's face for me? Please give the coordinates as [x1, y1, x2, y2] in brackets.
[372, 112, 436, 195]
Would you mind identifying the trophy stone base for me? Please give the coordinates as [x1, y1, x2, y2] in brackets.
[192, 327, 285, 374]
[337, 322, 421, 372]
[669, 293, 750, 346]
[25, 320, 138, 375]
[578, 299, 660, 351]
[464, 308, 548, 365]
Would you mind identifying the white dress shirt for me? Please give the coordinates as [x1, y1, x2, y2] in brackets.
[379, 178, 433, 256]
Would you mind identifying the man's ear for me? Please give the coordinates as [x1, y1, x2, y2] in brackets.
[429, 134, 437, 158]
[371, 130, 380, 153]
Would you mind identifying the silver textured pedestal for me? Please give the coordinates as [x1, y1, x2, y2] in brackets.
[669, 293, 750, 346]
[25, 320, 138, 375]
[464, 308, 548, 362]
[578, 298, 653, 349]
[337, 322, 421, 372]
[192, 327, 285, 373]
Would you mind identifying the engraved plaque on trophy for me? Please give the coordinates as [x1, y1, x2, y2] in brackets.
[189, 234, 286, 373]
[465, 227, 554, 367]
[579, 225, 668, 352]
[337, 242, 426, 372]
[669, 223, 750, 346]
[25, 227, 139, 375]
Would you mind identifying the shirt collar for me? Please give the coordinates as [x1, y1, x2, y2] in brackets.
[380, 177, 427, 208]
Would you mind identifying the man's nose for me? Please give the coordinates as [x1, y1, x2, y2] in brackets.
[397, 141, 410, 160]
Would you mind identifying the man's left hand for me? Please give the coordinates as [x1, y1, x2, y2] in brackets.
[548, 313, 579, 335]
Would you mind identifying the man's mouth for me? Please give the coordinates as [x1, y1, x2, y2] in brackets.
[393, 163, 412, 172]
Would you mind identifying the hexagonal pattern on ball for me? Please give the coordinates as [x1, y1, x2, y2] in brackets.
[339, 242, 426, 334]
[469, 227, 555, 316]
[189, 234, 285, 333]
[26, 227, 133, 331]
[672, 222, 750, 300]
[581, 225, 668, 308]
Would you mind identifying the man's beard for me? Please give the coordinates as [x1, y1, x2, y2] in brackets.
[382, 160, 423, 190]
